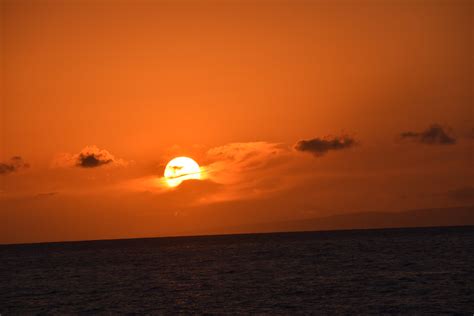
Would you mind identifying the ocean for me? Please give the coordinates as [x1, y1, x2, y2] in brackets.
[1, 226, 473, 314]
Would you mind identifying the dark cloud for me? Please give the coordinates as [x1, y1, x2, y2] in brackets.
[0, 156, 30, 175]
[78, 153, 112, 168]
[446, 186, 474, 201]
[53, 146, 126, 168]
[400, 124, 456, 145]
[36, 192, 59, 197]
[294, 136, 357, 156]
[76, 146, 116, 168]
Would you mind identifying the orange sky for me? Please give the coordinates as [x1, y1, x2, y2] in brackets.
[1, 0, 473, 244]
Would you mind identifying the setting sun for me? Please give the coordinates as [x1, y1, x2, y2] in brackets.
[164, 157, 202, 187]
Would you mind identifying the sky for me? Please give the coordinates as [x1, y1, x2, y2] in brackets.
[1, 0, 473, 244]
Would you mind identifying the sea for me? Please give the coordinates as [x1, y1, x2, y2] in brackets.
[1, 226, 473, 314]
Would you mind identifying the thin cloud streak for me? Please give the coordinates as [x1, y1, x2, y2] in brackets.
[399, 124, 456, 145]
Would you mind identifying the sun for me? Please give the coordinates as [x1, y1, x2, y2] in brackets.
[164, 156, 202, 187]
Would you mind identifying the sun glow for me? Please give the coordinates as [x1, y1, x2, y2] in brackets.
[164, 156, 202, 187]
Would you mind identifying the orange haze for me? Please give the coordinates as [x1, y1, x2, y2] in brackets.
[1, 0, 473, 244]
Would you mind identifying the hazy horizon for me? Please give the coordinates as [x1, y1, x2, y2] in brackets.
[2, 205, 472, 245]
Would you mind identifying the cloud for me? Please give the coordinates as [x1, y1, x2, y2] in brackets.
[53, 146, 126, 168]
[400, 124, 456, 145]
[77, 147, 114, 168]
[36, 192, 59, 197]
[120, 142, 294, 203]
[294, 135, 357, 156]
[200, 142, 294, 202]
[205, 142, 289, 183]
[0, 156, 30, 175]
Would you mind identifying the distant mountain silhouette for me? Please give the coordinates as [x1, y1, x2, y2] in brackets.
[216, 205, 474, 235]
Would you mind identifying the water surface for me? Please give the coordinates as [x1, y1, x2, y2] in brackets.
[2, 226, 473, 314]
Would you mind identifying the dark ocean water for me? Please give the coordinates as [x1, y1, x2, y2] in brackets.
[1, 226, 473, 314]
